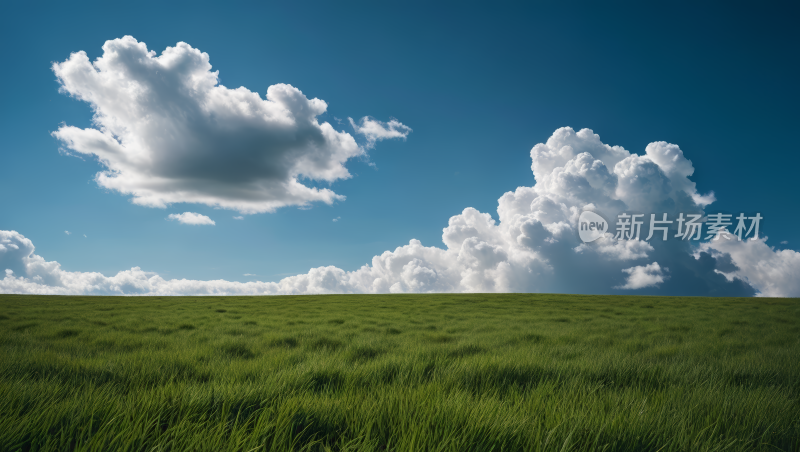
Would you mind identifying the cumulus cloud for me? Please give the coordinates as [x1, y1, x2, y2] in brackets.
[616, 262, 667, 289]
[333, 217, 340, 222]
[167, 212, 215, 225]
[233, 216, 244, 220]
[349, 117, 412, 149]
[52, 36, 408, 214]
[701, 233, 800, 297]
[2, 127, 795, 296]
[579, 235, 654, 260]
[0, 230, 360, 295]
[781, 240, 788, 245]
[64, 231, 71, 235]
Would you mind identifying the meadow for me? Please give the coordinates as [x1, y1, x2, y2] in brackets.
[0, 293, 798, 451]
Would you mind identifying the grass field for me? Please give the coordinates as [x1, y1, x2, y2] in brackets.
[0, 294, 798, 451]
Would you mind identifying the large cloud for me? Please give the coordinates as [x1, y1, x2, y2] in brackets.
[52, 36, 410, 214]
[701, 234, 800, 297]
[4, 128, 798, 296]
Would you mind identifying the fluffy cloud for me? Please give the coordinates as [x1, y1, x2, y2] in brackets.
[349, 117, 412, 149]
[52, 36, 408, 214]
[0, 230, 361, 295]
[616, 262, 667, 289]
[167, 212, 215, 225]
[3, 127, 796, 296]
[701, 234, 800, 297]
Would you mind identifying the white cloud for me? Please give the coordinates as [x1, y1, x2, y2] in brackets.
[167, 212, 215, 225]
[83, 234, 87, 238]
[52, 36, 407, 214]
[3, 127, 793, 297]
[616, 262, 667, 289]
[244, 273, 256, 277]
[333, 216, 340, 222]
[64, 231, 71, 235]
[781, 240, 788, 245]
[592, 235, 654, 260]
[701, 234, 800, 297]
[349, 117, 412, 149]
[233, 216, 244, 220]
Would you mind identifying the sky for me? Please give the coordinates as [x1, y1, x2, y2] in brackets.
[1, 1, 799, 296]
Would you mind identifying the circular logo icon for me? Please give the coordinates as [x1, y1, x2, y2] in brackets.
[579, 210, 608, 243]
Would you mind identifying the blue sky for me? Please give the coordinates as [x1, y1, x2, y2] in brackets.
[1, 1, 799, 296]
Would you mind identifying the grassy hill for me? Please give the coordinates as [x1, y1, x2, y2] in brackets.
[0, 294, 798, 451]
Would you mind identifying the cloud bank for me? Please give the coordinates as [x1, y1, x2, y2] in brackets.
[4, 128, 799, 296]
[52, 36, 410, 214]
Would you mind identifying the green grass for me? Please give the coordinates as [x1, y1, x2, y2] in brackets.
[0, 293, 798, 451]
